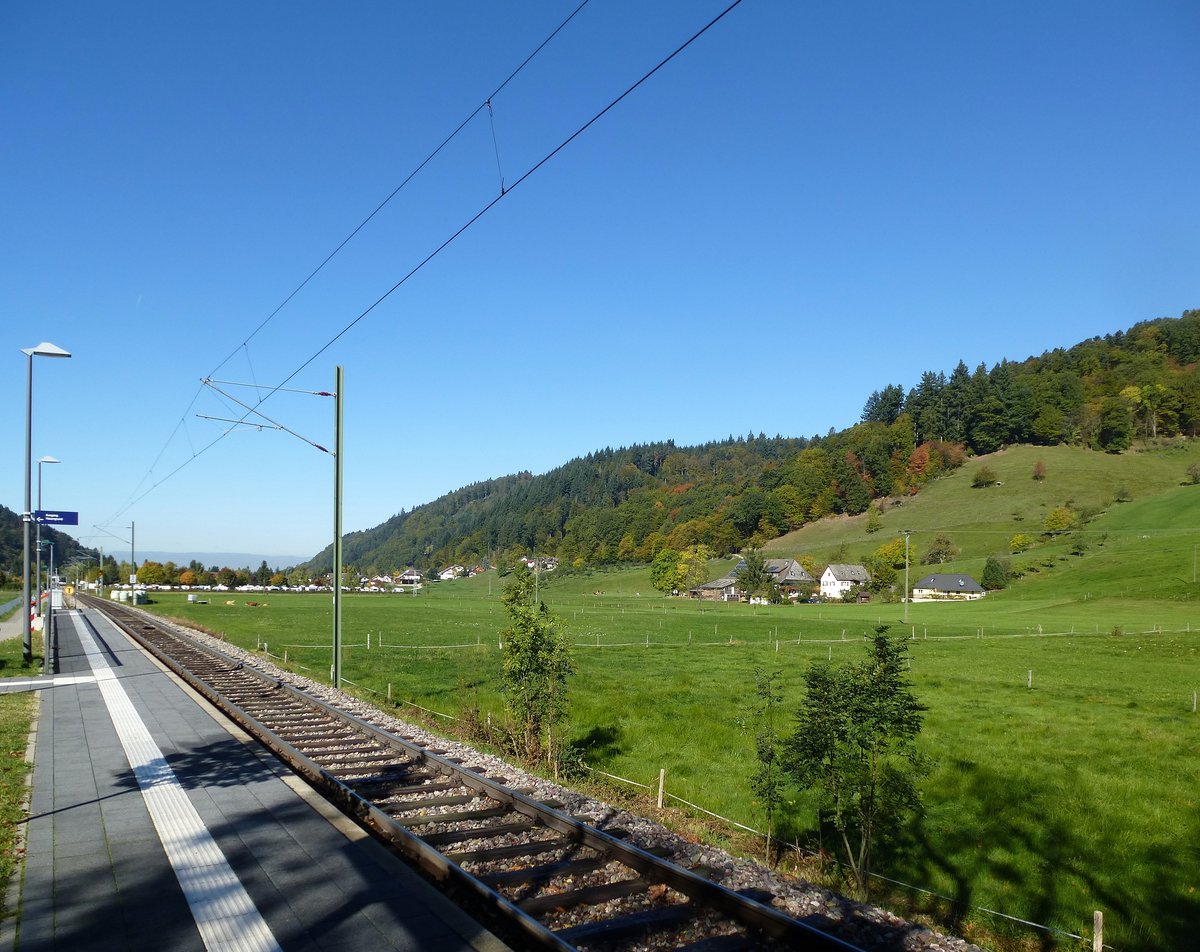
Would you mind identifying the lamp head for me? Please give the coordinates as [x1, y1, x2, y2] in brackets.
[38, 456, 61, 465]
[22, 342, 71, 358]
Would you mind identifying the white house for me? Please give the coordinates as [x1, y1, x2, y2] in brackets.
[438, 565, 465, 581]
[820, 564, 870, 600]
[397, 569, 423, 586]
[911, 573, 985, 601]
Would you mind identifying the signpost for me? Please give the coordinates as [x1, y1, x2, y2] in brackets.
[34, 511, 79, 526]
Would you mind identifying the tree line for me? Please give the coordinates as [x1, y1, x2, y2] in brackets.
[302, 310, 1197, 578]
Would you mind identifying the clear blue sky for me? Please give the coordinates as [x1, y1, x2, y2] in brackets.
[3, 1, 1197, 563]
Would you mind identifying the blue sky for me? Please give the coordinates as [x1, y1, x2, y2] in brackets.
[3, 1, 1197, 563]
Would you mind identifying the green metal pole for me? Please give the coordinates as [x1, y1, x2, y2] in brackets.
[332, 365, 343, 688]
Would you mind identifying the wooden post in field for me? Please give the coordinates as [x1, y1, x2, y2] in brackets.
[657, 769, 665, 809]
[1093, 910, 1103, 952]
[1192, 691, 1197, 713]
[387, 683, 392, 702]
[1028, 670, 1033, 689]
[283, 649, 288, 664]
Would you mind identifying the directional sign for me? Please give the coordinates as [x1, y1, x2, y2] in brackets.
[35, 510, 79, 526]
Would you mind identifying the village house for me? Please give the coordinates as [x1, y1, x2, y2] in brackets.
[819, 563, 871, 600]
[397, 568, 423, 586]
[911, 573, 985, 601]
[438, 565, 465, 581]
[731, 557, 815, 598]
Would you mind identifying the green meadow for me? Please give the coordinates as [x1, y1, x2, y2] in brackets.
[143, 444, 1200, 950]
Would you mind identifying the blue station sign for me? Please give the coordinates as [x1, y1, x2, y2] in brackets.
[35, 510, 79, 526]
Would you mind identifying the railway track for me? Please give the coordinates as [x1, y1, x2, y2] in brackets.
[80, 595, 860, 952]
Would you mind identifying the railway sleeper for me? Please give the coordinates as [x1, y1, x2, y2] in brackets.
[445, 836, 578, 866]
[517, 876, 654, 916]
[383, 789, 500, 812]
[393, 803, 511, 827]
[553, 902, 701, 947]
[479, 855, 611, 889]
[345, 767, 441, 788]
[360, 777, 461, 798]
[420, 818, 541, 847]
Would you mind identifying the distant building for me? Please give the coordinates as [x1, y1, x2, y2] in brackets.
[687, 576, 739, 601]
[911, 573, 985, 601]
[732, 557, 815, 598]
[398, 568, 422, 586]
[438, 565, 465, 581]
[820, 564, 871, 600]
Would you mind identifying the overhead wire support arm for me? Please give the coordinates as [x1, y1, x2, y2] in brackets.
[194, 415, 277, 432]
[200, 378, 332, 454]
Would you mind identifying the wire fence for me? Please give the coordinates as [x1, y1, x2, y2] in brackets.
[577, 763, 1111, 949]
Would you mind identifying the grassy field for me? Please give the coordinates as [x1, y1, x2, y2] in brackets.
[0, 599, 40, 926]
[146, 574, 1198, 948]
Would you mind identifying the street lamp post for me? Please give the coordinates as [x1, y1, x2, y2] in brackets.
[22, 342, 71, 663]
[34, 456, 60, 619]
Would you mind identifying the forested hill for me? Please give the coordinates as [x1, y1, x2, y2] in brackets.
[308, 309, 1200, 577]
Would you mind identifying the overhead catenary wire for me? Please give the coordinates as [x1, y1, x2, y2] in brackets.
[265, 0, 749, 393]
[206, 0, 592, 379]
[101, 0, 747, 524]
[100, 1, 594, 527]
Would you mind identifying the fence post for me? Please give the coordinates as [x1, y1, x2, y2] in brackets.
[1028, 670, 1033, 689]
[1093, 910, 1103, 952]
[387, 682, 392, 702]
[657, 768, 665, 809]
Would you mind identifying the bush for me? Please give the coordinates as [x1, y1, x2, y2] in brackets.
[1032, 460, 1046, 481]
[972, 466, 998, 488]
[1187, 464, 1200, 486]
[1043, 505, 1077, 533]
[1010, 533, 1033, 553]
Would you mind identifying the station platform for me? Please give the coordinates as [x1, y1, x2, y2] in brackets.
[1, 606, 510, 952]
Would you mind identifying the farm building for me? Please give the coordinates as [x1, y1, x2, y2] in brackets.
[687, 576, 739, 601]
[819, 563, 871, 600]
[911, 573, 985, 601]
[731, 557, 815, 598]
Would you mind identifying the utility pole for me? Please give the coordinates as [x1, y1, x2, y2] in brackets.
[903, 529, 911, 624]
[332, 365, 343, 688]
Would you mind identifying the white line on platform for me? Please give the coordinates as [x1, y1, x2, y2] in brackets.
[67, 612, 283, 952]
